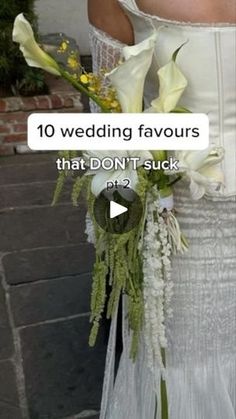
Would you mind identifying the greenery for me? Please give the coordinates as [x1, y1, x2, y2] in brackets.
[52, 156, 149, 360]
[0, 0, 47, 95]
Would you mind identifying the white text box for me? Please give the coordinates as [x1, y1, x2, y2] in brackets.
[28, 113, 209, 151]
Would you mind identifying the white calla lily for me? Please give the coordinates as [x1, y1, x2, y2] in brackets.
[146, 46, 187, 113]
[13, 14, 60, 76]
[80, 150, 153, 196]
[106, 33, 157, 113]
[167, 147, 225, 200]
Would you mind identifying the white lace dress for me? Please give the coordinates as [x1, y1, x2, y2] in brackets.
[89, 1, 236, 417]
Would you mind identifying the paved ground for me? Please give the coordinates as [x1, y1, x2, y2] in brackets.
[0, 152, 105, 419]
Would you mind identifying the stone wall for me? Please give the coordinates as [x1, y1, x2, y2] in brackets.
[0, 153, 106, 419]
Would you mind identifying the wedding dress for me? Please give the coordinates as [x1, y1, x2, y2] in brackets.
[89, 1, 236, 418]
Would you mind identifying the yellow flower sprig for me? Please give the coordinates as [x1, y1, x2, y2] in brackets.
[59, 68, 121, 112]
[57, 39, 70, 53]
[12, 14, 120, 113]
[57, 38, 121, 112]
[79, 72, 121, 112]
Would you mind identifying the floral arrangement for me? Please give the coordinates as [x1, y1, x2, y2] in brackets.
[13, 13, 225, 419]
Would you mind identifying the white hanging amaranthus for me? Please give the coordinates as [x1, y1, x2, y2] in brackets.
[85, 212, 96, 245]
[141, 187, 174, 375]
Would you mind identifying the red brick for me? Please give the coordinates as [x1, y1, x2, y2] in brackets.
[0, 124, 11, 134]
[0, 112, 29, 124]
[16, 111, 31, 122]
[49, 95, 63, 109]
[21, 98, 37, 111]
[63, 97, 74, 108]
[3, 133, 26, 143]
[0, 114, 17, 124]
[5, 97, 23, 112]
[35, 96, 50, 110]
[13, 124, 27, 133]
[0, 145, 15, 156]
[0, 100, 7, 112]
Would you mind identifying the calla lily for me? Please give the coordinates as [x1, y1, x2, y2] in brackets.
[145, 46, 187, 113]
[167, 147, 225, 200]
[79, 150, 153, 196]
[106, 33, 157, 113]
[13, 14, 60, 76]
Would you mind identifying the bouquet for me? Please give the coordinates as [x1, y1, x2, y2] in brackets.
[13, 13, 225, 419]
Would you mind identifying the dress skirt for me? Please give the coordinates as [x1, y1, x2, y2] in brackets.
[100, 185, 236, 419]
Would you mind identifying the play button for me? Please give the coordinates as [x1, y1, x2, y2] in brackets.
[93, 185, 143, 234]
[110, 201, 128, 219]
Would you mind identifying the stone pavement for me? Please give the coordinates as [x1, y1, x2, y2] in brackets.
[0, 153, 106, 419]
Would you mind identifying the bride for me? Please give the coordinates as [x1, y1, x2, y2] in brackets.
[87, 1, 236, 418]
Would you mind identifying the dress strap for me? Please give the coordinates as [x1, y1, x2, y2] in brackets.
[119, 0, 138, 10]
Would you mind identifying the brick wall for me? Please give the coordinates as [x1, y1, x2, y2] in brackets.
[0, 76, 83, 156]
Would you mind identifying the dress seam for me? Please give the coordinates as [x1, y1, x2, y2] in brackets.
[215, 32, 226, 182]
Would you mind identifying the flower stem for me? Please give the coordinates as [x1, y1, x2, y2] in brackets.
[161, 348, 169, 419]
[161, 377, 169, 419]
[168, 175, 182, 187]
[59, 68, 111, 113]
